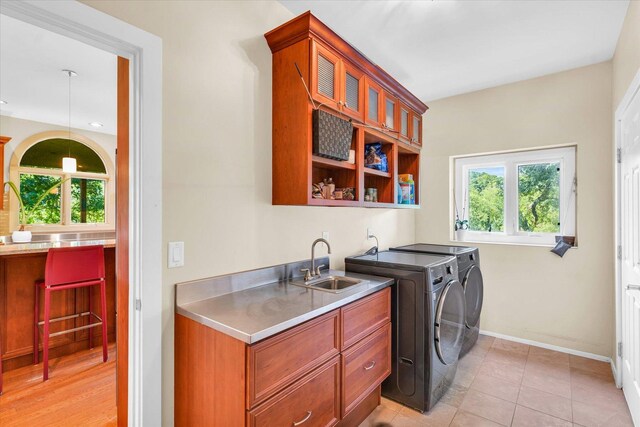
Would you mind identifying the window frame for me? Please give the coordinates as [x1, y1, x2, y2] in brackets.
[18, 167, 110, 227]
[9, 131, 115, 233]
[454, 146, 576, 246]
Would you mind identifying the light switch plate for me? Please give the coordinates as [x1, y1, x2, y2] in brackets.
[322, 231, 329, 240]
[168, 241, 184, 268]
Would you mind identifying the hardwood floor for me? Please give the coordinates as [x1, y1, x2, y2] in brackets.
[0, 344, 116, 426]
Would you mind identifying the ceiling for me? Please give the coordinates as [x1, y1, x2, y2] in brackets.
[0, 14, 116, 135]
[280, 0, 630, 102]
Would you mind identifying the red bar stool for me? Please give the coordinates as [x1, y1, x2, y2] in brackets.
[33, 245, 108, 381]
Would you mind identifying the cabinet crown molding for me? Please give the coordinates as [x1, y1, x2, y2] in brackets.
[265, 11, 428, 114]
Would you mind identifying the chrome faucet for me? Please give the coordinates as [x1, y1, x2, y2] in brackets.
[301, 238, 332, 281]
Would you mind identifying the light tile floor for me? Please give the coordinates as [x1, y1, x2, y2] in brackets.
[360, 335, 634, 427]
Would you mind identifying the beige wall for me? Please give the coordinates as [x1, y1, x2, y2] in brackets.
[0, 115, 116, 182]
[416, 62, 614, 357]
[613, 0, 640, 109]
[82, 1, 415, 424]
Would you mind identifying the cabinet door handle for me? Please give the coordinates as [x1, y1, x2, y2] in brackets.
[628, 284, 640, 291]
[293, 411, 312, 426]
[364, 360, 376, 370]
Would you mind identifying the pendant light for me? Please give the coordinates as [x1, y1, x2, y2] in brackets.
[62, 69, 77, 173]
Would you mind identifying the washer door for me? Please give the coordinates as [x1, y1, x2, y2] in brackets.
[463, 265, 484, 329]
[435, 280, 466, 365]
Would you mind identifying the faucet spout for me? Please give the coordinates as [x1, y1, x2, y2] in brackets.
[311, 238, 331, 278]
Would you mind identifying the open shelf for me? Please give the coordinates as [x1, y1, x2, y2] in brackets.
[312, 155, 357, 171]
[309, 198, 360, 207]
[364, 167, 391, 178]
[363, 201, 397, 208]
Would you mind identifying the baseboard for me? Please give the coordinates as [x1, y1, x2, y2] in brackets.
[611, 360, 622, 389]
[480, 329, 611, 363]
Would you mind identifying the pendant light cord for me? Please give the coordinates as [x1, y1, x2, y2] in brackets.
[68, 71, 71, 158]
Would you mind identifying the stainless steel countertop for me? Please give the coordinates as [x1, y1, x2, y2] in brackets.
[175, 269, 393, 344]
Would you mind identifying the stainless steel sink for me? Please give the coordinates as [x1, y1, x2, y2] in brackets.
[290, 276, 364, 293]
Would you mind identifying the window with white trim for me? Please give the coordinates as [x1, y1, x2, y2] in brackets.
[12, 138, 111, 229]
[453, 146, 576, 246]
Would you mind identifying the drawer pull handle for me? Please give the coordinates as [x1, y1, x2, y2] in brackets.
[364, 360, 376, 371]
[293, 411, 312, 426]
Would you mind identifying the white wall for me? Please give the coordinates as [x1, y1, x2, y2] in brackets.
[81, 1, 415, 424]
[0, 115, 116, 181]
[416, 62, 614, 357]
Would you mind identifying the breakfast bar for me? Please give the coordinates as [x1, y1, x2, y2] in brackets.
[0, 233, 116, 372]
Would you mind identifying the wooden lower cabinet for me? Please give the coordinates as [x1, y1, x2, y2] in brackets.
[248, 310, 340, 407]
[342, 323, 391, 416]
[175, 287, 392, 426]
[248, 356, 341, 427]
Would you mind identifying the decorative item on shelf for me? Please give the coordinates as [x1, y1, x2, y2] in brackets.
[293, 62, 352, 161]
[311, 178, 337, 199]
[365, 188, 378, 203]
[364, 142, 388, 172]
[399, 174, 415, 205]
[341, 187, 355, 201]
[348, 149, 356, 164]
[4, 179, 69, 243]
[313, 109, 352, 160]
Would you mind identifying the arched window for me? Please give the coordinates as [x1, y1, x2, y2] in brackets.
[11, 135, 114, 230]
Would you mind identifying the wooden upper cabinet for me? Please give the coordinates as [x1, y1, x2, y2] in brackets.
[264, 11, 428, 208]
[364, 77, 383, 127]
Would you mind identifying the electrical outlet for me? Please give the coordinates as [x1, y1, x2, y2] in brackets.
[367, 227, 374, 239]
[322, 231, 329, 240]
[168, 241, 184, 268]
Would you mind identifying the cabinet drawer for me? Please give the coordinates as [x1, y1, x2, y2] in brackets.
[341, 323, 391, 416]
[248, 356, 340, 427]
[341, 288, 390, 349]
[248, 309, 340, 408]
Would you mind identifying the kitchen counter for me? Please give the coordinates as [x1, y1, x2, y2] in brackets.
[0, 239, 116, 255]
[176, 260, 393, 344]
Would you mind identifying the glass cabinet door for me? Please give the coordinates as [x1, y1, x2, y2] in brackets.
[365, 77, 383, 127]
[382, 91, 398, 131]
[411, 113, 422, 147]
[400, 105, 410, 142]
[340, 60, 365, 121]
[311, 41, 341, 108]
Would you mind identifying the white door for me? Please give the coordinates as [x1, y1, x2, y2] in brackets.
[621, 78, 640, 425]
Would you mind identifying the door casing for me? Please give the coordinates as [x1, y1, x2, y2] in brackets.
[614, 67, 640, 388]
[0, 1, 163, 425]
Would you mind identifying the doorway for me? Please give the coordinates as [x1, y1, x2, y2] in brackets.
[0, 1, 162, 425]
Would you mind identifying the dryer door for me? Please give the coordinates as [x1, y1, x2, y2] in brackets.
[434, 280, 466, 365]
[462, 265, 484, 329]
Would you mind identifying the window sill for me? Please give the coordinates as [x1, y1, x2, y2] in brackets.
[449, 239, 578, 249]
